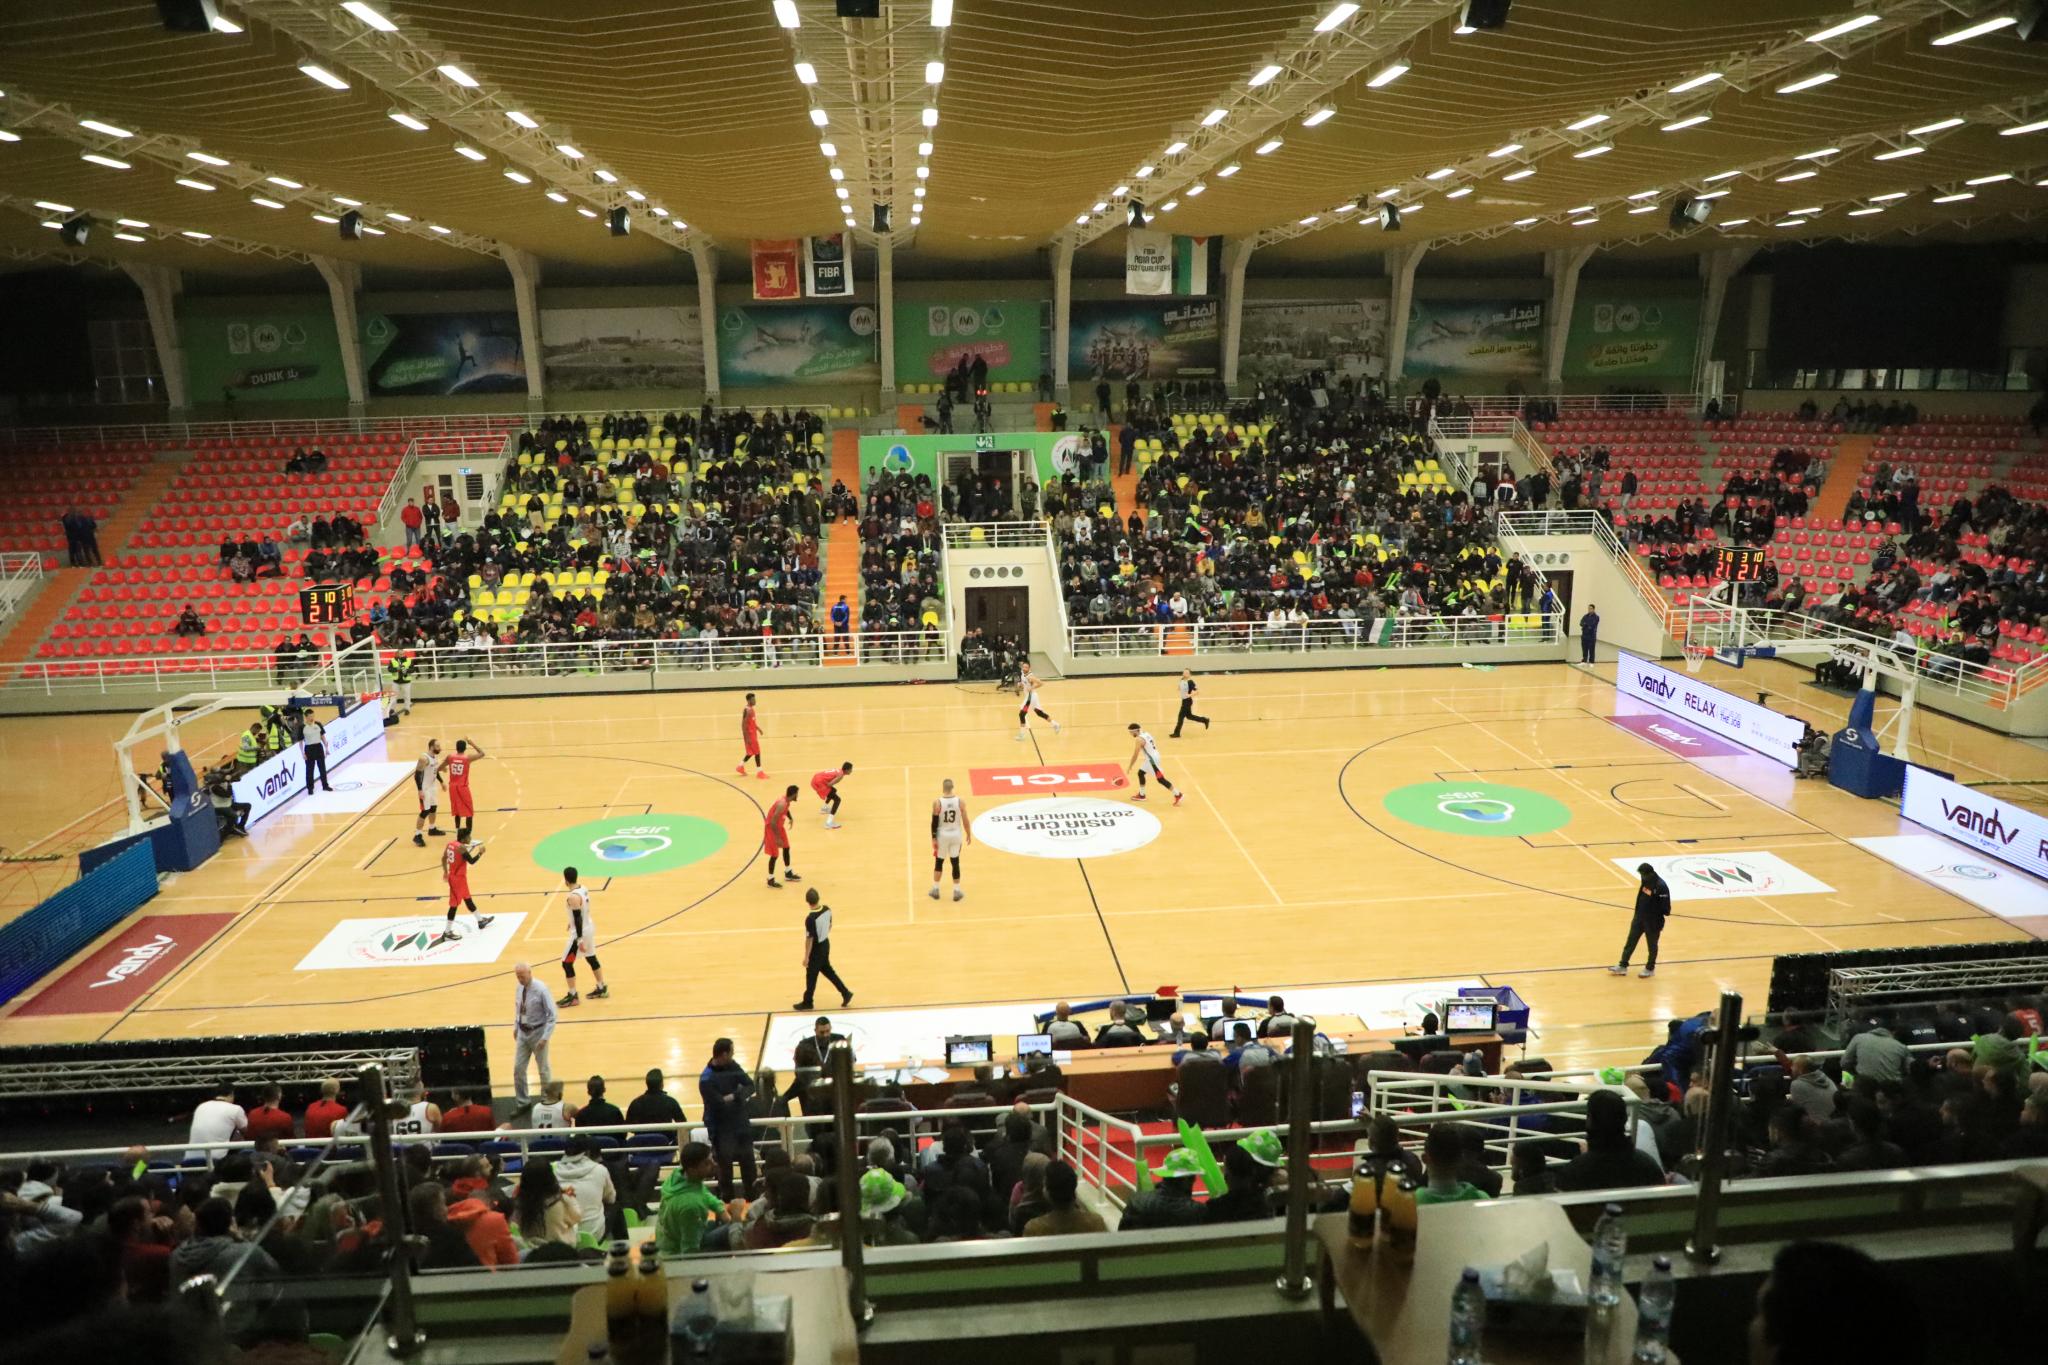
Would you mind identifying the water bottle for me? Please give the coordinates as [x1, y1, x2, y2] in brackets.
[1447, 1266, 1484, 1365]
[677, 1278, 717, 1359]
[1589, 1202, 1627, 1308]
[1632, 1255, 1675, 1363]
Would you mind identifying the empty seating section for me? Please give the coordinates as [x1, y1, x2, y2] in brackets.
[1533, 412, 1709, 512]
[1702, 413, 1840, 484]
[131, 435, 409, 548]
[0, 443, 157, 558]
[33, 548, 426, 669]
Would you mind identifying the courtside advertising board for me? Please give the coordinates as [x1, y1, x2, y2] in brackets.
[1614, 651, 1804, 767]
[1899, 766, 2048, 882]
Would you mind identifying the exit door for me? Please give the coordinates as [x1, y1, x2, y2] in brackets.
[967, 586, 1030, 650]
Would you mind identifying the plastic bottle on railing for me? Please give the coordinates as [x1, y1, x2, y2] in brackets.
[1589, 1202, 1628, 1308]
[1632, 1255, 1675, 1363]
[1446, 1266, 1484, 1365]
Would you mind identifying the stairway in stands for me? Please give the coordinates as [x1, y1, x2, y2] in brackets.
[820, 426, 862, 667]
[0, 451, 186, 669]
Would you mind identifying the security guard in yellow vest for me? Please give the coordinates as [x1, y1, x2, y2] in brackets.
[388, 652, 416, 716]
[234, 723, 263, 773]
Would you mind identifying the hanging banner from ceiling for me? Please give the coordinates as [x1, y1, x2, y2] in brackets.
[1402, 298, 1544, 379]
[897, 300, 1041, 387]
[1241, 299, 1390, 383]
[1068, 298, 1220, 381]
[358, 310, 524, 396]
[751, 239, 803, 301]
[1125, 228, 1172, 295]
[803, 233, 854, 298]
[540, 305, 704, 390]
[717, 303, 879, 387]
[1562, 290, 1700, 380]
[179, 307, 348, 403]
[1173, 236, 1211, 295]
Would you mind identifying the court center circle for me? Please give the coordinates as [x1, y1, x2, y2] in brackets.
[531, 815, 728, 877]
[1382, 782, 1571, 838]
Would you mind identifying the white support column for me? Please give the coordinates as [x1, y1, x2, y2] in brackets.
[499, 244, 545, 412]
[1542, 245, 1597, 389]
[1692, 246, 1757, 401]
[877, 237, 896, 402]
[689, 240, 720, 404]
[120, 262, 189, 412]
[1219, 237, 1257, 390]
[1383, 245, 1427, 390]
[310, 255, 366, 414]
[1051, 236, 1075, 397]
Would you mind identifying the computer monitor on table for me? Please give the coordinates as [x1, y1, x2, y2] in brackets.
[1015, 1033, 1053, 1060]
[945, 1035, 993, 1067]
[1145, 998, 1178, 1023]
[1444, 999, 1498, 1034]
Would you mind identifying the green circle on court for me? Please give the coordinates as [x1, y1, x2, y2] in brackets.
[1382, 782, 1571, 838]
[531, 814, 729, 877]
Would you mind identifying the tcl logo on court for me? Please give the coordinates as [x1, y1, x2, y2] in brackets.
[968, 763, 1129, 797]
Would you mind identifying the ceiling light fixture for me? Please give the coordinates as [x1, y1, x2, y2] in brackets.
[1092, 201, 1107, 212]
[1909, 117, 1966, 136]
[438, 63, 478, 87]
[1135, 163, 1153, 176]
[1806, 14, 1881, 43]
[1186, 181, 1206, 196]
[773, 0, 801, 27]
[341, 2, 397, 31]
[78, 118, 133, 138]
[1076, 214, 1090, 224]
[1365, 60, 1409, 89]
[1966, 172, 2013, 185]
[809, 108, 829, 127]
[1513, 216, 1538, 225]
[1719, 218, 1750, 227]
[1111, 184, 1129, 196]
[545, 190, 568, 203]
[577, 207, 598, 218]
[1303, 107, 1335, 127]
[429, 223, 451, 233]
[1201, 108, 1227, 126]
[932, 0, 953, 25]
[1489, 142, 1522, 158]
[1931, 190, 1975, 203]
[311, 212, 337, 225]
[1216, 163, 1240, 177]
[1627, 189, 1660, 200]
[1567, 204, 1594, 214]
[1873, 145, 1925, 160]
[1694, 188, 1731, 200]
[916, 165, 930, 179]
[1797, 146, 1839, 160]
[2002, 118, 2048, 137]
[1668, 71, 1721, 94]
[1629, 204, 1658, 214]
[299, 63, 349, 90]
[33, 200, 73, 212]
[1573, 144, 1613, 158]
[1777, 69, 1839, 94]
[1931, 15, 2017, 45]
[1502, 167, 1536, 181]
[1160, 199, 1178, 211]
[1847, 206, 1885, 216]
[387, 212, 411, 222]
[1871, 191, 1910, 202]
[1315, 3, 1360, 32]
[507, 110, 539, 129]
[1250, 64, 1283, 87]
[1426, 166, 1456, 180]
[116, 217, 147, 227]
[266, 175, 303, 189]
[1704, 169, 1741, 182]
[174, 176, 216, 191]
[114, 232, 145, 242]
[81, 153, 130, 169]
[794, 61, 818, 84]
[388, 109, 429, 131]
[1566, 113, 1609, 132]
[0, 131, 18, 143]
[926, 60, 945, 84]
[1298, 215, 1319, 225]
[454, 144, 486, 161]
[835, 187, 850, 199]
[332, 195, 362, 206]
[503, 169, 531, 184]
[1445, 186, 1472, 199]
[1571, 216, 1597, 226]
[922, 106, 939, 127]
[594, 169, 617, 183]
[1164, 140, 1188, 156]
[1661, 114, 1711, 132]
[359, 226, 384, 236]
[1256, 138, 1282, 154]
[556, 144, 583, 159]
[920, 141, 934, 156]
[1776, 169, 1817, 181]
[250, 195, 284, 208]
[209, 14, 241, 33]
[180, 229, 211, 239]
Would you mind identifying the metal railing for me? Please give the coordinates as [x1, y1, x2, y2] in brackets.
[0, 550, 46, 630]
[375, 438, 425, 532]
[1067, 613, 1561, 659]
[0, 413, 528, 448]
[0, 1046, 420, 1101]
[1499, 505, 1680, 636]
[1686, 605, 2048, 708]
[5, 629, 949, 696]
[942, 521, 1052, 549]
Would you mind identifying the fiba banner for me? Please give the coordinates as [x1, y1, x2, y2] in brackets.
[1614, 651, 1805, 767]
[1899, 766, 2048, 882]
[180, 305, 349, 403]
[803, 233, 854, 298]
[750, 239, 802, 301]
[1564, 290, 1700, 381]
[1125, 229, 1173, 295]
[358, 311, 523, 397]
[1241, 299, 1390, 382]
[896, 299, 1040, 387]
[717, 303, 879, 387]
[1069, 298, 1220, 381]
[1402, 298, 1544, 379]
[540, 305, 703, 390]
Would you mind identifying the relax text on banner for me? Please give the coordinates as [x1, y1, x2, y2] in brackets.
[1614, 651, 1806, 767]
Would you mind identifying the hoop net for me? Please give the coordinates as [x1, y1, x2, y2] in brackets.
[1683, 644, 1713, 674]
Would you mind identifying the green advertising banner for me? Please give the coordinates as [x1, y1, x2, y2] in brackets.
[1562, 291, 1699, 381]
[717, 303, 879, 388]
[180, 307, 348, 403]
[855, 431, 1093, 490]
[1402, 298, 1544, 380]
[896, 300, 1040, 387]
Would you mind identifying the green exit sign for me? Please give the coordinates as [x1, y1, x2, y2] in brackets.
[974, 435, 995, 451]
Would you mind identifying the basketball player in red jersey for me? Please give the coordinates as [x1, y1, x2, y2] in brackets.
[762, 783, 803, 888]
[442, 837, 495, 940]
[812, 761, 853, 830]
[737, 692, 767, 780]
[442, 739, 487, 843]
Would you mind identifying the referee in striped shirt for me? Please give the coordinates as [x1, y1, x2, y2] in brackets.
[1170, 669, 1211, 738]
[794, 887, 853, 1011]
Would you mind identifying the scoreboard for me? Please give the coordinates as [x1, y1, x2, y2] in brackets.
[299, 581, 356, 626]
[1717, 546, 1769, 583]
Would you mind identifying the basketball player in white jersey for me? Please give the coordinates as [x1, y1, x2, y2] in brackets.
[530, 1079, 571, 1130]
[1125, 722, 1183, 805]
[412, 738, 446, 847]
[929, 778, 972, 902]
[394, 1083, 441, 1136]
[1016, 664, 1061, 741]
[558, 865, 609, 1007]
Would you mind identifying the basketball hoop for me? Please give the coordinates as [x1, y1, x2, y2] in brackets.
[1683, 644, 1713, 674]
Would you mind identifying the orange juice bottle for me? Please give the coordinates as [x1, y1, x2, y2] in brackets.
[603, 1242, 638, 1358]
[1347, 1162, 1381, 1250]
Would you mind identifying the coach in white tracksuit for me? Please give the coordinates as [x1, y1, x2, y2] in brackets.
[512, 962, 557, 1102]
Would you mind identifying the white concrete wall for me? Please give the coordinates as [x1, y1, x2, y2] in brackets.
[943, 542, 1070, 667]
[1512, 533, 1675, 661]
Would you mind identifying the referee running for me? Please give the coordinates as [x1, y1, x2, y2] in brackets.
[1170, 669, 1211, 738]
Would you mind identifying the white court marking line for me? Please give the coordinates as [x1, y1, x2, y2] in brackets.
[1149, 752, 1283, 906]
[1674, 783, 1727, 811]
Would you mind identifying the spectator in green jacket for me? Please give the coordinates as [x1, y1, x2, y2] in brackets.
[654, 1142, 726, 1256]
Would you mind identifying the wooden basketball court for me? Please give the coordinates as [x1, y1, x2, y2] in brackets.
[4, 657, 2044, 1088]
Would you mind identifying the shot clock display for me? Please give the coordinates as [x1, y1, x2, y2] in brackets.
[1717, 546, 1768, 583]
[299, 582, 356, 626]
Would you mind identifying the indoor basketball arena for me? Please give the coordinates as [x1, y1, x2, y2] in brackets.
[2, 3, 2047, 1363]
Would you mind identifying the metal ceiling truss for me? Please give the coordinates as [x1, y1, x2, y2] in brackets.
[2, 86, 494, 258]
[1517, 201, 2046, 254]
[779, 0, 945, 249]
[236, 0, 698, 250]
[1064, 0, 1470, 248]
[0, 190, 312, 264]
[1251, 0, 1956, 251]
[1419, 92, 2048, 249]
